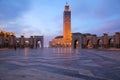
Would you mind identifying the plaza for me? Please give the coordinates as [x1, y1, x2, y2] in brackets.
[0, 1, 120, 80]
[0, 48, 120, 80]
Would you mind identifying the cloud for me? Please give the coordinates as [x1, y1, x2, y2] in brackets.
[94, 0, 120, 19]
[0, 0, 32, 37]
[92, 20, 120, 35]
[0, 0, 31, 21]
[72, 0, 120, 20]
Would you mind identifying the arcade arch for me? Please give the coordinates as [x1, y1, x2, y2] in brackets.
[97, 39, 102, 48]
[74, 40, 79, 49]
[36, 40, 42, 48]
[72, 33, 82, 49]
[25, 40, 29, 47]
[87, 39, 93, 48]
[108, 38, 114, 48]
[34, 36, 43, 48]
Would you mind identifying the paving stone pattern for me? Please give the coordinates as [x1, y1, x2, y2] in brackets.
[0, 48, 120, 80]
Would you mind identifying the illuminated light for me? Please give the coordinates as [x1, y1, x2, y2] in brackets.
[49, 3, 72, 48]
[76, 41, 78, 45]
[25, 41, 29, 43]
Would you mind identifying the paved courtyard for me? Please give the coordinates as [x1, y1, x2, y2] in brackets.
[0, 48, 120, 80]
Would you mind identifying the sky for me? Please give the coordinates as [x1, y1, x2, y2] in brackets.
[0, 0, 120, 47]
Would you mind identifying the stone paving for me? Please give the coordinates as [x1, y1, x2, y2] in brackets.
[0, 48, 120, 80]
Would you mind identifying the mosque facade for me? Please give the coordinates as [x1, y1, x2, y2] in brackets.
[49, 3, 120, 49]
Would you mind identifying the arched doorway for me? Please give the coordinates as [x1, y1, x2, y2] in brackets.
[4, 38, 9, 48]
[97, 39, 102, 48]
[87, 40, 93, 48]
[108, 38, 114, 48]
[34, 36, 43, 48]
[16, 40, 20, 47]
[74, 40, 79, 49]
[37, 40, 41, 48]
[25, 40, 29, 47]
[72, 33, 82, 49]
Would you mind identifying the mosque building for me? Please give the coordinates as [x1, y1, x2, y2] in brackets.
[49, 3, 120, 49]
[49, 3, 72, 47]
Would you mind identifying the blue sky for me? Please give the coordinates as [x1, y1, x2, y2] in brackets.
[0, 0, 120, 46]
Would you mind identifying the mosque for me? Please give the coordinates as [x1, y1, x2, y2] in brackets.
[49, 3, 120, 49]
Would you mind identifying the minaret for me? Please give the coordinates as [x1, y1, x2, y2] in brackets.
[63, 3, 71, 42]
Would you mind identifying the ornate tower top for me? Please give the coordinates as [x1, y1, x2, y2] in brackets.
[66, 1, 68, 5]
[65, 2, 70, 11]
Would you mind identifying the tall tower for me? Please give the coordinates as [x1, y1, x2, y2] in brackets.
[63, 3, 71, 42]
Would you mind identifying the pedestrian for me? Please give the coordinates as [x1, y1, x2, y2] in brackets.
[14, 45, 17, 50]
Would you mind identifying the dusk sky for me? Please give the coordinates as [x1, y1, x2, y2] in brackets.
[0, 0, 120, 46]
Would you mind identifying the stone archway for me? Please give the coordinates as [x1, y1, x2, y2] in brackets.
[108, 38, 114, 48]
[72, 33, 82, 49]
[87, 39, 93, 48]
[36, 40, 41, 48]
[97, 39, 102, 48]
[34, 36, 44, 48]
[74, 40, 79, 49]
[25, 40, 29, 47]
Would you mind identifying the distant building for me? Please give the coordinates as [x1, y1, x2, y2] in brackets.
[0, 30, 44, 48]
[16, 35, 44, 48]
[0, 30, 16, 48]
